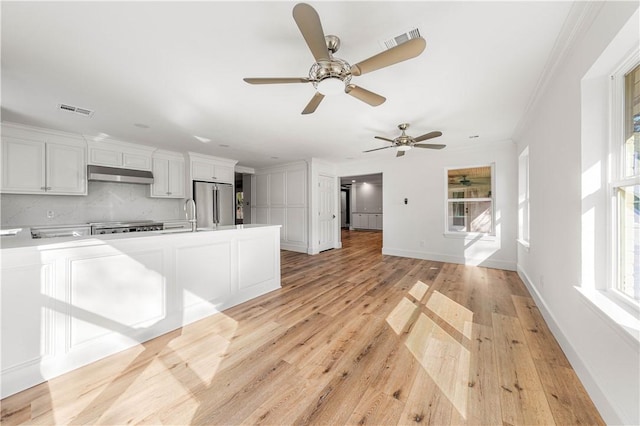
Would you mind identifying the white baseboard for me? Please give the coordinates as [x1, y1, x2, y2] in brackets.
[516, 266, 624, 425]
[382, 247, 516, 271]
[281, 242, 307, 253]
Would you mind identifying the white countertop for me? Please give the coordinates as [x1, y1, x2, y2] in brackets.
[0, 224, 280, 250]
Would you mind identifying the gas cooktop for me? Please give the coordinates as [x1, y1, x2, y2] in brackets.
[90, 221, 164, 235]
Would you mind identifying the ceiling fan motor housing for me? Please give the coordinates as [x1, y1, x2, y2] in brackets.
[309, 58, 352, 94]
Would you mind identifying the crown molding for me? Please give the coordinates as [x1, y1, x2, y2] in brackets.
[512, 1, 605, 141]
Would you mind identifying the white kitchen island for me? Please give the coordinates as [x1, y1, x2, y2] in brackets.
[0, 224, 281, 398]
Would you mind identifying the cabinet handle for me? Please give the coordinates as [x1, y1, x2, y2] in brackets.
[40, 186, 47, 190]
[46, 187, 52, 190]
[167, 192, 172, 195]
[212, 176, 217, 180]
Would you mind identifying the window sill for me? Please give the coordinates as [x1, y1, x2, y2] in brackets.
[574, 286, 640, 347]
[517, 239, 530, 252]
[443, 232, 496, 242]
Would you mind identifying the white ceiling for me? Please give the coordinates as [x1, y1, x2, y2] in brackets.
[1, 1, 573, 169]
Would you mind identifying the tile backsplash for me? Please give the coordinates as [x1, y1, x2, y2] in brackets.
[1, 181, 185, 227]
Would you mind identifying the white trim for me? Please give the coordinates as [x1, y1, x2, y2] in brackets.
[516, 267, 626, 425]
[513, 2, 605, 140]
[517, 239, 530, 252]
[608, 54, 640, 301]
[444, 163, 495, 236]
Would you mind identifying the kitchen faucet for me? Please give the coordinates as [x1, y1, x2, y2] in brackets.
[184, 198, 197, 232]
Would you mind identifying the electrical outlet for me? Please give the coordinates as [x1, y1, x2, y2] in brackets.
[419, 240, 425, 248]
[47, 210, 55, 219]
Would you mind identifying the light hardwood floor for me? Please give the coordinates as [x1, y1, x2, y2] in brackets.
[1, 230, 604, 425]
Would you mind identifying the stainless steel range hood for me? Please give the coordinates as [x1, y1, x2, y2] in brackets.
[87, 165, 154, 184]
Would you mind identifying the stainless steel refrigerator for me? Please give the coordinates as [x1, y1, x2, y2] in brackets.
[193, 181, 234, 228]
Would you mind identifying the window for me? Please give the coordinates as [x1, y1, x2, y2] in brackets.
[446, 165, 493, 234]
[612, 62, 640, 301]
[518, 147, 530, 246]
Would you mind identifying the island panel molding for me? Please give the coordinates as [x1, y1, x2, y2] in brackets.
[0, 225, 281, 399]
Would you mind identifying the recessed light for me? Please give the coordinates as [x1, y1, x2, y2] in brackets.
[352, 180, 356, 183]
[469, 135, 479, 139]
[134, 123, 149, 129]
[271, 156, 279, 159]
[219, 144, 230, 148]
[194, 135, 211, 143]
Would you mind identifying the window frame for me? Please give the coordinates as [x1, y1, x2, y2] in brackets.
[608, 54, 640, 309]
[518, 147, 530, 249]
[444, 163, 495, 238]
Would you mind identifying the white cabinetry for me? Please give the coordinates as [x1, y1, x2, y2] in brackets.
[1, 130, 87, 195]
[86, 138, 154, 171]
[352, 213, 383, 230]
[188, 152, 236, 184]
[150, 150, 185, 198]
[0, 225, 281, 399]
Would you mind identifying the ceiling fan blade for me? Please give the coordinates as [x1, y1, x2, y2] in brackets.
[351, 37, 426, 76]
[374, 136, 395, 143]
[292, 3, 330, 61]
[413, 143, 446, 150]
[345, 84, 386, 106]
[414, 131, 443, 142]
[301, 92, 324, 115]
[396, 150, 406, 157]
[243, 77, 309, 84]
[363, 146, 394, 153]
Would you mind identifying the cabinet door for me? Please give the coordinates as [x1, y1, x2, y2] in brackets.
[46, 143, 86, 195]
[214, 165, 234, 183]
[367, 214, 377, 229]
[152, 158, 185, 198]
[122, 152, 151, 171]
[1, 137, 46, 193]
[168, 159, 185, 198]
[89, 147, 122, 167]
[151, 158, 170, 197]
[375, 214, 383, 230]
[192, 160, 216, 181]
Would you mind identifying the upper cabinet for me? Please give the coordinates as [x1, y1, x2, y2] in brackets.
[1, 124, 87, 195]
[86, 137, 154, 171]
[187, 152, 237, 185]
[150, 150, 185, 199]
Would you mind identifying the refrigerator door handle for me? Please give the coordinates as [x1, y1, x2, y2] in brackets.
[213, 187, 219, 224]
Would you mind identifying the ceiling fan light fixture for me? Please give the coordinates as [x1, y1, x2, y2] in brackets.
[314, 77, 345, 95]
[397, 145, 412, 151]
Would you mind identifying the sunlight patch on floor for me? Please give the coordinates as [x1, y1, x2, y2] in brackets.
[425, 291, 473, 339]
[386, 281, 473, 419]
[385, 297, 418, 335]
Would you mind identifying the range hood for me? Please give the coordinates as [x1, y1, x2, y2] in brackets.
[87, 165, 154, 184]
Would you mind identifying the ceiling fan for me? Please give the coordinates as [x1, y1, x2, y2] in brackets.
[243, 3, 426, 114]
[459, 175, 472, 186]
[364, 123, 445, 157]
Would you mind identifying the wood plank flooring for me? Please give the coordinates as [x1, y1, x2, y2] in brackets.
[1, 230, 604, 425]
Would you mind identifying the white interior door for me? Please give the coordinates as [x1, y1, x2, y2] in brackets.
[318, 175, 335, 251]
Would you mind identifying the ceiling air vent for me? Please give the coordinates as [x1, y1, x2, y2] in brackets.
[57, 103, 94, 117]
[383, 28, 421, 49]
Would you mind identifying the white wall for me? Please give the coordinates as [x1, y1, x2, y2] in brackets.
[337, 140, 517, 270]
[515, 2, 640, 424]
[252, 161, 308, 253]
[1, 181, 183, 227]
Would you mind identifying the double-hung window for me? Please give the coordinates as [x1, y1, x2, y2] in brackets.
[446, 165, 494, 235]
[612, 62, 640, 302]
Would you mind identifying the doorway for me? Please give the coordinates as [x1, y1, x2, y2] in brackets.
[339, 173, 383, 240]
